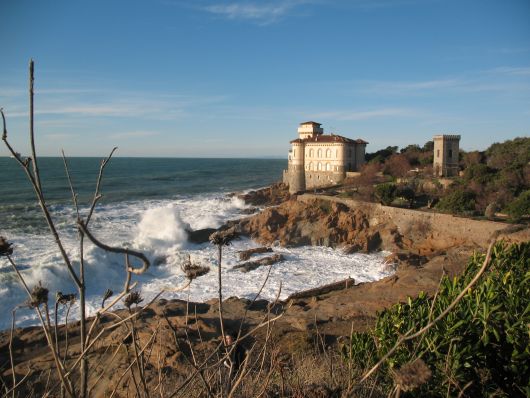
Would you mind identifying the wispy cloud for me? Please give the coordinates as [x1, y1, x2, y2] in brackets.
[3, 87, 228, 120]
[109, 130, 160, 139]
[490, 66, 530, 76]
[350, 67, 530, 97]
[43, 133, 79, 141]
[201, 0, 313, 25]
[313, 107, 421, 121]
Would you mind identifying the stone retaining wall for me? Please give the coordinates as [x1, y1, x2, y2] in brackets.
[298, 194, 518, 248]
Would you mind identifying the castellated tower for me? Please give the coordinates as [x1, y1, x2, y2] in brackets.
[283, 121, 368, 194]
[287, 140, 306, 193]
[433, 134, 460, 177]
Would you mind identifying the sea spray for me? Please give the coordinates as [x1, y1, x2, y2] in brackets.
[134, 204, 191, 253]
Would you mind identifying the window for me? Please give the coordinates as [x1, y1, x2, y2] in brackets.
[437, 149, 440, 158]
[317, 149, 322, 158]
[309, 162, 313, 170]
[326, 163, 331, 171]
[318, 162, 322, 171]
[326, 149, 331, 158]
[449, 149, 453, 158]
[293, 149, 295, 157]
[309, 149, 314, 157]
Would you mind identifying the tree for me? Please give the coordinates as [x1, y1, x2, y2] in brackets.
[396, 185, 415, 208]
[504, 190, 530, 222]
[486, 137, 530, 170]
[366, 146, 399, 163]
[422, 140, 434, 152]
[383, 154, 411, 178]
[436, 189, 476, 215]
[375, 183, 397, 205]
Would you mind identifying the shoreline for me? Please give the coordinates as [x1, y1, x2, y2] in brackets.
[1, 182, 528, 396]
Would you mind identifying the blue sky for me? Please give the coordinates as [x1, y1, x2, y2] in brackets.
[0, 0, 529, 157]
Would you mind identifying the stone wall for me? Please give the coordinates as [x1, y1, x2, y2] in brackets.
[298, 194, 519, 248]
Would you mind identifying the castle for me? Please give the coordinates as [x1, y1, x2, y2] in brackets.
[283, 121, 368, 193]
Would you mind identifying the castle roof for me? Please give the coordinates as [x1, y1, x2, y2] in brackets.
[290, 134, 368, 145]
[299, 121, 321, 126]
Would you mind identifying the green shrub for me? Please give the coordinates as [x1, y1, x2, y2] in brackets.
[436, 189, 476, 215]
[504, 190, 530, 222]
[343, 242, 530, 397]
[463, 163, 495, 184]
[396, 185, 415, 208]
[375, 183, 397, 205]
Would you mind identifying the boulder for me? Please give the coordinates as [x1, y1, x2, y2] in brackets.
[233, 254, 284, 272]
[187, 228, 217, 244]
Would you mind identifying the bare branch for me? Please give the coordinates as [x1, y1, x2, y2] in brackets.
[86, 147, 118, 225]
[78, 220, 150, 274]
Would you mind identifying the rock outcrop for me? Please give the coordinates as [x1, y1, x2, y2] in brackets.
[237, 198, 402, 253]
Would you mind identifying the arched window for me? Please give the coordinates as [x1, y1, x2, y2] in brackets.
[335, 149, 338, 158]
[326, 149, 331, 158]
[326, 163, 331, 171]
[317, 149, 322, 158]
[309, 162, 313, 170]
[293, 149, 296, 157]
[318, 162, 322, 171]
[309, 149, 314, 157]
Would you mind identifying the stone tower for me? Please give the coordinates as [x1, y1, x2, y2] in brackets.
[433, 134, 460, 177]
[287, 140, 305, 193]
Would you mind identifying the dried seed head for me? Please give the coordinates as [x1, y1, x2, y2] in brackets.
[181, 255, 210, 281]
[393, 358, 432, 392]
[56, 291, 76, 305]
[209, 228, 239, 246]
[102, 288, 113, 308]
[124, 291, 143, 309]
[29, 282, 49, 308]
[0, 236, 13, 257]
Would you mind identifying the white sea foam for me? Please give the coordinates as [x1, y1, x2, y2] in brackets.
[0, 193, 393, 330]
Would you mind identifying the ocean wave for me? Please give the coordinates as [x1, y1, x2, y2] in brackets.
[0, 192, 392, 330]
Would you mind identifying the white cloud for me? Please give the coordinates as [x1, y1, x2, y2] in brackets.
[202, 0, 312, 25]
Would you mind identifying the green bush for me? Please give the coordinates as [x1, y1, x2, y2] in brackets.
[436, 189, 476, 215]
[504, 190, 530, 222]
[343, 242, 530, 397]
[463, 163, 495, 184]
[375, 183, 397, 205]
[396, 185, 415, 208]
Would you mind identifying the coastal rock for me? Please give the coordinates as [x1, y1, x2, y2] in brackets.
[238, 182, 290, 206]
[186, 227, 218, 244]
[238, 198, 394, 252]
[237, 246, 273, 261]
[233, 253, 284, 272]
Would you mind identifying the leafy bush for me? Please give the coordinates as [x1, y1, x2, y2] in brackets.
[375, 183, 397, 205]
[504, 190, 530, 222]
[396, 185, 415, 208]
[486, 137, 530, 170]
[463, 163, 495, 184]
[343, 242, 530, 397]
[436, 189, 476, 215]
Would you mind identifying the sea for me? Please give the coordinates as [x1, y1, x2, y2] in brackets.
[0, 157, 392, 330]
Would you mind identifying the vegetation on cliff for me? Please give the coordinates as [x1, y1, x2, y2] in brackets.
[349, 137, 530, 221]
[343, 242, 530, 397]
